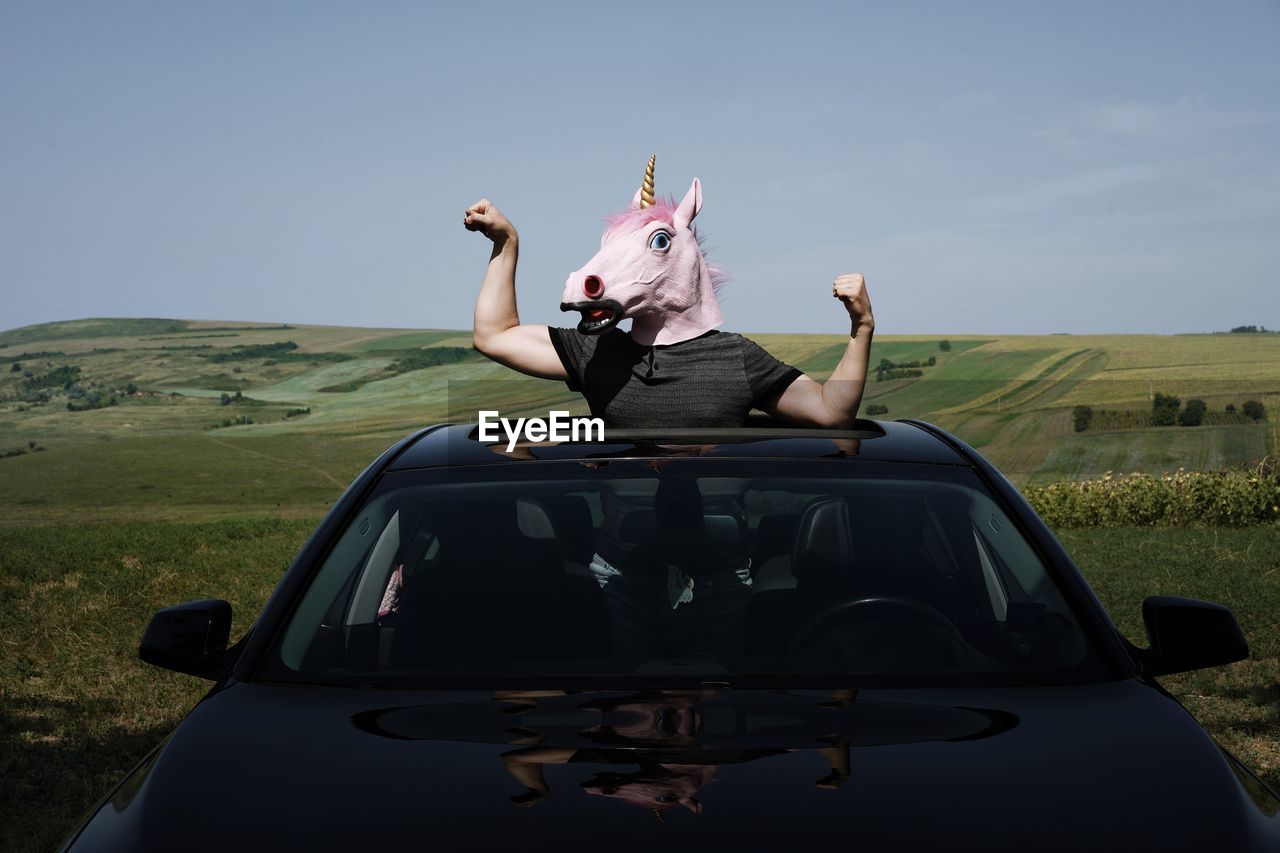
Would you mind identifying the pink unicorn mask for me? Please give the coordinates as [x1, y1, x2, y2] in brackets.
[560, 155, 725, 347]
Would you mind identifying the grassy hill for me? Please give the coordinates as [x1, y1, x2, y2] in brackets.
[2, 318, 1278, 849]
[1, 318, 1277, 523]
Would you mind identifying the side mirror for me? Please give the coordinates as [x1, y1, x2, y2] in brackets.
[1140, 595, 1248, 676]
[139, 599, 233, 680]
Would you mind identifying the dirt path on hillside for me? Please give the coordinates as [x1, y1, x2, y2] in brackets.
[203, 435, 347, 489]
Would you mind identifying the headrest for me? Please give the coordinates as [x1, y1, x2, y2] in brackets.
[440, 499, 546, 559]
[793, 497, 853, 569]
[515, 499, 556, 539]
[756, 514, 799, 558]
[652, 476, 704, 529]
[541, 495, 594, 538]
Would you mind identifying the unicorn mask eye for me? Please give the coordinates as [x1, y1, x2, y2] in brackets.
[648, 231, 672, 252]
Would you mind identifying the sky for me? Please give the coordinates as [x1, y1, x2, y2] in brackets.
[2, 1, 1278, 335]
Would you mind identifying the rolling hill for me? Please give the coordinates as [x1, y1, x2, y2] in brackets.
[1, 317, 1276, 524]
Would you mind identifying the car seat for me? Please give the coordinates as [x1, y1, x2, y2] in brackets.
[389, 499, 576, 669]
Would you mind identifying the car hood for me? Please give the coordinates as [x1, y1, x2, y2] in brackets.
[69, 679, 1280, 851]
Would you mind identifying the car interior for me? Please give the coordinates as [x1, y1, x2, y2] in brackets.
[277, 468, 1087, 680]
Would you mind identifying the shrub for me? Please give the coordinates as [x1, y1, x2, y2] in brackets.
[24, 365, 80, 391]
[1024, 459, 1280, 528]
[865, 404, 889, 416]
[1177, 399, 1206, 427]
[9, 362, 20, 372]
[1072, 405, 1093, 433]
[206, 341, 350, 365]
[1226, 404, 1236, 413]
[939, 340, 951, 352]
[874, 368, 923, 382]
[384, 346, 479, 373]
[1151, 392, 1181, 427]
[205, 341, 298, 363]
[926, 355, 936, 366]
[1243, 400, 1266, 421]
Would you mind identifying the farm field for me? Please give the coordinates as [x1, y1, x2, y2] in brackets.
[2, 318, 1278, 527]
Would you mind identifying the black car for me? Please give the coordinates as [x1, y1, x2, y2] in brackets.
[63, 420, 1277, 850]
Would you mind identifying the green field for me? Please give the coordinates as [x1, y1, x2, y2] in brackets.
[2, 317, 1279, 849]
[2, 320, 1278, 526]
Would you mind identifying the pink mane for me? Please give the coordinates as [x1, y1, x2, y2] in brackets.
[602, 196, 728, 294]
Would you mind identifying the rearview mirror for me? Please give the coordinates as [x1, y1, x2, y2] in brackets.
[1140, 595, 1247, 676]
[139, 599, 233, 680]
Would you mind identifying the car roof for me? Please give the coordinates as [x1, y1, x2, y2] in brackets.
[385, 418, 969, 471]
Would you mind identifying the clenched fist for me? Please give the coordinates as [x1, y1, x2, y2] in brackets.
[833, 273, 874, 330]
[463, 198, 518, 244]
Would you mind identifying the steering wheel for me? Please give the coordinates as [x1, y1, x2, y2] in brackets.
[788, 596, 968, 656]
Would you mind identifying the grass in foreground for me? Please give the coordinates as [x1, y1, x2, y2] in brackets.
[1058, 526, 1280, 784]
[0, 519, 312, 852]
[0, 522, 1277, 851]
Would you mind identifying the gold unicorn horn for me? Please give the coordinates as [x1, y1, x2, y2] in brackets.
[640, 154, 656, 209]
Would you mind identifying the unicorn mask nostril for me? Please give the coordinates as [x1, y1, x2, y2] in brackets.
[583, 275, 604, 298]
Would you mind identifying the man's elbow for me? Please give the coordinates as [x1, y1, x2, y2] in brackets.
[815, 404, 859, 429]
[472, 329, 500, 359]
[824, 413, 858, 429]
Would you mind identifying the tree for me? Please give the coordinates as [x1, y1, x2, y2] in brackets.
[926, 355, 936, 366]
[1151, 392, 1181, 427]
[1226, 403, 1236, 413]
[939, 340, 952, 352]
[1072, 405, 1093, 433]
[1178, 399, 1206, 427]
[1243, 400, 1266, 422]
[220, 392, 231, 406]
[9, 362, 20, 372]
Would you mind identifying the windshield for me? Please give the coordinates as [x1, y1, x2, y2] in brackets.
[264, 459, 1103, 687]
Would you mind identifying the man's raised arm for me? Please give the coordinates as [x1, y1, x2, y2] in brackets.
[765, 274, 874, 429]
[464, 198, 567, 380]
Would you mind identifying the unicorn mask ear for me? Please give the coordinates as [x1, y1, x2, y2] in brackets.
[674, 178, 702, 230]
[630, 187, 643, 210]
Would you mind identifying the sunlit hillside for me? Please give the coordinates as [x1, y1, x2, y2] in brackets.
[1, 317, 1277, 524]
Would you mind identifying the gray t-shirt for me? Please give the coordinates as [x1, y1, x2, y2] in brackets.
[548, 327, 802, 428]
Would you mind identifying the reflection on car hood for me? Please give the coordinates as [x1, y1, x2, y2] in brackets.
[70, 680, 1280, 851]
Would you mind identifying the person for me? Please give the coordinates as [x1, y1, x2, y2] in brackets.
[464, 157, 875, 429]
[462, 160, 876, 657]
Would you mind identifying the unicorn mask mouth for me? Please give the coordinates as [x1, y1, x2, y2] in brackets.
[561, 299, 625, 335]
